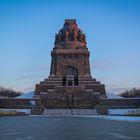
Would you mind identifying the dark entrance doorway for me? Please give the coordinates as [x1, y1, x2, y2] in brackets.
[62, 66, 78, 86]
[68, 80, 73, 86]
[74, 76, 78, 86]
[62, 77, 66, 86]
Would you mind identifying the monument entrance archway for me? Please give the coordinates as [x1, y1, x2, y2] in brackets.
[62, 66, 78, 86]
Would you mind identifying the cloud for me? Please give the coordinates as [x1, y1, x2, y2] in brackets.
[17, 64, 50, 92]
[91, 60, 113, 71]
[20, 64, 50, 73]
[18, 64, 49, 81]
[106, 84, 139, 94]
[18, 73, 47, 81]
[22, 85, 35, 93]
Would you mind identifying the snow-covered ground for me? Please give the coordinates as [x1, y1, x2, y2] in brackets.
[106, 92, 123, 99]
[109, 109, 140, 115]
[106, 116, 140, 122]
[16, 91, 35, 99]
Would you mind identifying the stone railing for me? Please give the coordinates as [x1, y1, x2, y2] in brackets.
[0, 98, 40, 109]
[99, 98, 140, 109]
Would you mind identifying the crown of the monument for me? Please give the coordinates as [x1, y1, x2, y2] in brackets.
[55, 19, 86, 46]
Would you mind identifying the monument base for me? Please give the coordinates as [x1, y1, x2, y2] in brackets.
[35, 76, 106, 109]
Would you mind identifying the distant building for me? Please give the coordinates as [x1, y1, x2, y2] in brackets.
[35, 19, 106, 108]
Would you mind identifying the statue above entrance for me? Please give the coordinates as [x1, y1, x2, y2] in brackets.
[55, 19, 86, 48]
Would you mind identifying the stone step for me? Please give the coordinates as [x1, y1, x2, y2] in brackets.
[86, 89, 93, 92]
[73, 109, 98, 115]
[44, 78, 62, 81]
[54, 85, 86, 90]
[43, 109, 71, 115]
[42, 109, 98, 115]
[45, 77, 97, 81]
[78, 78, 96, 81]
[40, 81, 101, 85]
[40, 81, 62, 85]
[79, 81, 101, 84]
[42, 79, 100, 83]
[79, 83, 102, 86]
[85, 84, 105, 88]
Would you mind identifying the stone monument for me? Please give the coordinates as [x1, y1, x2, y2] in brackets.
[35, 19, 106, 109]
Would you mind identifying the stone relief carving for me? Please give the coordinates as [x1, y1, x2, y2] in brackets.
[55, 28, 86, 43]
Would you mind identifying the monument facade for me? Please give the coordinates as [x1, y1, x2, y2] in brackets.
[35, 19, 106, 108]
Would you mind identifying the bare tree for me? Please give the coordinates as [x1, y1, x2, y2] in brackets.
[0, 86, 23, 98]
[119, 88, 140, 98]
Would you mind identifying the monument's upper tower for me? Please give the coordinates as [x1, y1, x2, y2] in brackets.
[50, 19, 91, 78]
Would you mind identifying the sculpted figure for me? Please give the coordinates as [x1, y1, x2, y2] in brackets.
[57, 32, 62, 41]
[65, 29, 69, 41]
[82, 33, 86, 43]
[69, 30, 74, 41]
[78, 29, 82, 41]
[57, 30, 62, 41]
[79, 34, 83, 42]
[73, 29, 78, 41]
[68, 30, 71, 41]
[55, 34, 58, 42]
[60, 30, 65, 41]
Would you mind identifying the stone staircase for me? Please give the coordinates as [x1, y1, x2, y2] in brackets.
[42, 109, 98, 115]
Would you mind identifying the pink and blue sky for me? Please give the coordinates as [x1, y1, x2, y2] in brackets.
[0, 0, 140, 93]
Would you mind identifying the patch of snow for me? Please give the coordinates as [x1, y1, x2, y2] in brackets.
[106, 92, 123, 99]
[30, 101, 36, 106]
[16, 91, 35, 99]
[109, 109, 140, 115]
[106, 116, 140, 122]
